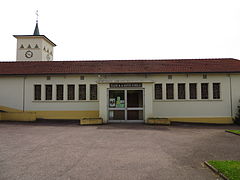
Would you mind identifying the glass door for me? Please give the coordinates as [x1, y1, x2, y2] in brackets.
[108, 90, 125, 122]
[127, 90, 144, 121]
[108, 89, 144, 123]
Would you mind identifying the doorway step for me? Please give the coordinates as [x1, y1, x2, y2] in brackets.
[80, 118, 103, 125]
[147, 118, 170, 125]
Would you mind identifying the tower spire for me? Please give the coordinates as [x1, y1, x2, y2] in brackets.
[33, 10, 40, 35]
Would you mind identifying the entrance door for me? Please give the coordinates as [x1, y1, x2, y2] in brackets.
[127, 90, 143, 121]
[108, 90, 125, 122]
[108, 89, 144, 123]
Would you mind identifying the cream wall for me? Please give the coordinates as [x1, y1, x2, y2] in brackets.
[0, 73, 238, 123]
[41, 40, 54, 61]
[229, 74, 240, 117]
[150, 74, 232, 118]
[99, 83, 109, 123]
[98, 73, 233, 121]
[24, 75, 99, 111]
[0, 77, 24, 111]
[16, 37, 53, 61]
[143, 83, 153, 122]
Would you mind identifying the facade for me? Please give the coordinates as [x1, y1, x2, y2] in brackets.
[1, 60, 240, 124]
[0, 23, 240, 124]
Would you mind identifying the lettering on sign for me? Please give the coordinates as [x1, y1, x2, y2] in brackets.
[110, 83, 142, 88]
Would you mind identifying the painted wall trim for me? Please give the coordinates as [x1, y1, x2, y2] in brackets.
[0, 112, 36, 121]
[0, 107, 234, 124]
[169, 117, 233, 124]
[29, 110, 99, 120]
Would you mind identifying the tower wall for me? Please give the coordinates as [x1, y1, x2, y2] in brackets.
[15, 37, 54, 61]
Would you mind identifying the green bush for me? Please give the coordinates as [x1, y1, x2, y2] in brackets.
[234, 104, 240, 125]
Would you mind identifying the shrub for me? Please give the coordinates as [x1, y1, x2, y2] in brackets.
[234, 104, 240, 125]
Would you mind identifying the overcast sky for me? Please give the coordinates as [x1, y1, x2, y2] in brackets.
[0, 0, 240, 61]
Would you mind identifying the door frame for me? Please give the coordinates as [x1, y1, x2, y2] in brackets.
[107, 88, 145, 123]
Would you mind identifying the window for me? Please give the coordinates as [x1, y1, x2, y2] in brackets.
[189, 83, 197, 99]
[166, 84, 174, 99]
[56, 85, 64, 100]
[178, 83, 185, 99]
[203, 74, 207, 79]
[155, 84, 162, 100]
[68, 85, 75, 100]
[80, 76, 84, 80]
[168, 75, 172, 79]
[201, 83, 208, 99]
[90, 84, 97, 100]
[213, 83, 220, 99]
[34, 85, 41, 100]
[79, 85, 86, 100]
[45, 85, 52, 100]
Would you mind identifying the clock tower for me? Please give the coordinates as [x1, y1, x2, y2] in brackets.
[13, 16, 56, 61]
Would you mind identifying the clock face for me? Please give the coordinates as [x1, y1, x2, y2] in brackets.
[25, 50, 33, 58]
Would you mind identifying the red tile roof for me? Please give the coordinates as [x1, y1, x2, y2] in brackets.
[0, 58, 240, 75]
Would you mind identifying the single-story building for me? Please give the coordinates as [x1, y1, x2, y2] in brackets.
[0, 22, 240, 124]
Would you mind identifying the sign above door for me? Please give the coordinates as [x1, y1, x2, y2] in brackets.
[110, 83, 142, 88]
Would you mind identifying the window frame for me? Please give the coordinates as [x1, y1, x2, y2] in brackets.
[34, 84, 41, 100]
[67, 84, 75, 100]
[90, 84, 98, 100]
[201, 83, 209, 99]
[178, 83, 186, 99]
[189, 83, 197, 100]
[213, 83, 221, 99]
[45, 85, 53, 100]
[79, 84, 86, 100]
[166, 83, 174, 100]
[56, 84, 64, 100]
[154, 84, 163, 100]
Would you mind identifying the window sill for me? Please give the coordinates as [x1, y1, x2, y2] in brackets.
[32, 100, 99, 103]
[153, 99, 222, 102]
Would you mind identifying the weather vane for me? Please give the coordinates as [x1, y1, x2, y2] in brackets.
[36, 10, 39, 23]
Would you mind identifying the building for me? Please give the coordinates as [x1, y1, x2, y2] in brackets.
[1, 22, 240, 124]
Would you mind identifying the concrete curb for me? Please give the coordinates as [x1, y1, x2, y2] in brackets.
[204, 161, 229, 180]
[225, 130, 240, 136]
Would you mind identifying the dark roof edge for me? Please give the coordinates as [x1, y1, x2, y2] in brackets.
[0, 57, 239, 63]
[1, 71, 240, 76]
[13, 35, 56, 46]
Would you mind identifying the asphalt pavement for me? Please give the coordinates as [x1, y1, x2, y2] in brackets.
[0, 121, 240, 180]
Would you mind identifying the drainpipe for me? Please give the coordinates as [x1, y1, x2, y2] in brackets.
[229, 74, 233, 118]
[23, 76, 26, 112]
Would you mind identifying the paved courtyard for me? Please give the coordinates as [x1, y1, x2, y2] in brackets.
[0, 121, 240, 180]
